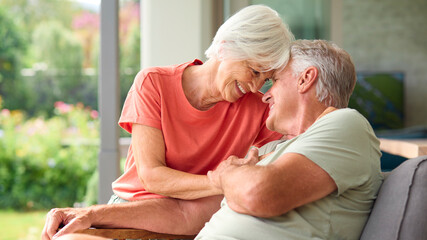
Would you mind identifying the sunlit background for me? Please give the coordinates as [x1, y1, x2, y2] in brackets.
[0, 1, 137, 239]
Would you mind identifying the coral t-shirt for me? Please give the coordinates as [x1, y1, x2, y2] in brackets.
[112, 60, 282, 200]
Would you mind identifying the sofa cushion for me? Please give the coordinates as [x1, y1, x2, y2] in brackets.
[360, 155, 427, 240]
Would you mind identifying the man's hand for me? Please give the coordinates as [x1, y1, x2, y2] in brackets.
[42, 207, 93, 240]
[207, 148, 260, 190]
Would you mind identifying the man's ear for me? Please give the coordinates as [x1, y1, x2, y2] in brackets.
[297, 66, 318, 93]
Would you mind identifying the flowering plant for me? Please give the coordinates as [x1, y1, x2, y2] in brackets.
[0, 100, 99, 210]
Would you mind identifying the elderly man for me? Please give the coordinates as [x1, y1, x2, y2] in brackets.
[54, 39, 382, 240]
[197, 39, 383, 239]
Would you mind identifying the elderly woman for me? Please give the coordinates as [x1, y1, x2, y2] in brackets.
[111, 4, 293, 202]
[42, 5, 294, 240]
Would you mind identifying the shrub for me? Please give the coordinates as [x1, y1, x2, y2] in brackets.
[0, 101, 99, 210]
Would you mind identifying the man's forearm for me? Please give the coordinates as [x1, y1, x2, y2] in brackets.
[220, 164, 267, 215]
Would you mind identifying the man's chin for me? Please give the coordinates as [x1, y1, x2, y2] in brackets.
[265, 120, 275, 132]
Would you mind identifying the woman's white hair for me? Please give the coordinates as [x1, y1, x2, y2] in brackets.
[289, 40, 357, 108]
[205, 5, 294, 72]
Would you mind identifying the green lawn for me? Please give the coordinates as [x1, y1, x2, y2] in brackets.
[0, 210, 48, 240]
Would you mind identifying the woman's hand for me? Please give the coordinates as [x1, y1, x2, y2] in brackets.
[207, 148, 259, 191]
[41, 207, 93, 240]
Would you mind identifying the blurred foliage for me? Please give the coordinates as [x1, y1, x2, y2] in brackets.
[0, 102, 99, 210]
[0, 0, 76, 35]
[0, 0, 78, 68]
[120, 3, 141, 70]
[32, 20, 84, 70]
[119, 22, 140, 123]
[0, 8, 30, 111]
[22, 20, 96, 116]
[0, 0, 140, 210]
[0, 0, 140, 119]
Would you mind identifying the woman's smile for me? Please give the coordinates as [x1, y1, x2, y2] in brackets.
[236, 81, 247, 96]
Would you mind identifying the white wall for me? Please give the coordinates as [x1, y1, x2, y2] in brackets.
[141, 0, 217, 68]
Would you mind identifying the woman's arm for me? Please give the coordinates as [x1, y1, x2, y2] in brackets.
[42, 195, 223, 240]
[132, 123, 222, 199]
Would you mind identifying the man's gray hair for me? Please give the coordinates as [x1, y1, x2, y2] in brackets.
[205, 5, 295, 72]
[289, 40, 357, 108]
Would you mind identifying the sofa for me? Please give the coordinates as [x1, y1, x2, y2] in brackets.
[78, 155, 427, 240]
[360, 155, 427, 240]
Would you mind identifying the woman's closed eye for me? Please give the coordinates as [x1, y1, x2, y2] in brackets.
[251, 68, 260, 76]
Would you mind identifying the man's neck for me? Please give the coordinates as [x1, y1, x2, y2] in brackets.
[285, 104, 336, 139]
[315, 106, 338, 121]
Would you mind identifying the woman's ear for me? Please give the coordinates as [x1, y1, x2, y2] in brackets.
[297, 66, 318, 93]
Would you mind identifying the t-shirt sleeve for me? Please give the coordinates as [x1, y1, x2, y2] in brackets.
[286, 110, 376, 196]
[118, 70, 162, 133]
[253, 106, 283, 147]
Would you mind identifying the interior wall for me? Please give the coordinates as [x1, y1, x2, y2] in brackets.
[341, 0, 427, 127]
[141, 0, 218, 68]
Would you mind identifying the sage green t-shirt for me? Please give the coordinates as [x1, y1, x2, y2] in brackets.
[196, 109, 383, 240]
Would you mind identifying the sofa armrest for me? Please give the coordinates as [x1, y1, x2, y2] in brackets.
[360, 155, 427, 240]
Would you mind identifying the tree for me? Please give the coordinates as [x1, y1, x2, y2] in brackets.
[0, 7, 29, 110]
[0, 0, 76, 34]
[26, 20, 95, 116]
[0, 0, 85, 115]
[32, 20, 84, 70]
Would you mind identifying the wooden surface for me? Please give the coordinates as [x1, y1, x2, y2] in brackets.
[77, 228, 196, 240]
[379, 138, 427, 158]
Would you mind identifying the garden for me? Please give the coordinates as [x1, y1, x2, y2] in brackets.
[0, 101, 99, 210]
[0, 100, 100, 239]
[0, 1, 138, 239]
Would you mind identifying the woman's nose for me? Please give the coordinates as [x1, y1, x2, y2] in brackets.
[248, 81, 260, 93]
[262, 90, 272, 103]
[249, 78, 268, 93]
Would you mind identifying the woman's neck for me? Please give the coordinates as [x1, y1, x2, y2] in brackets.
[181, 59, 222, 111]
